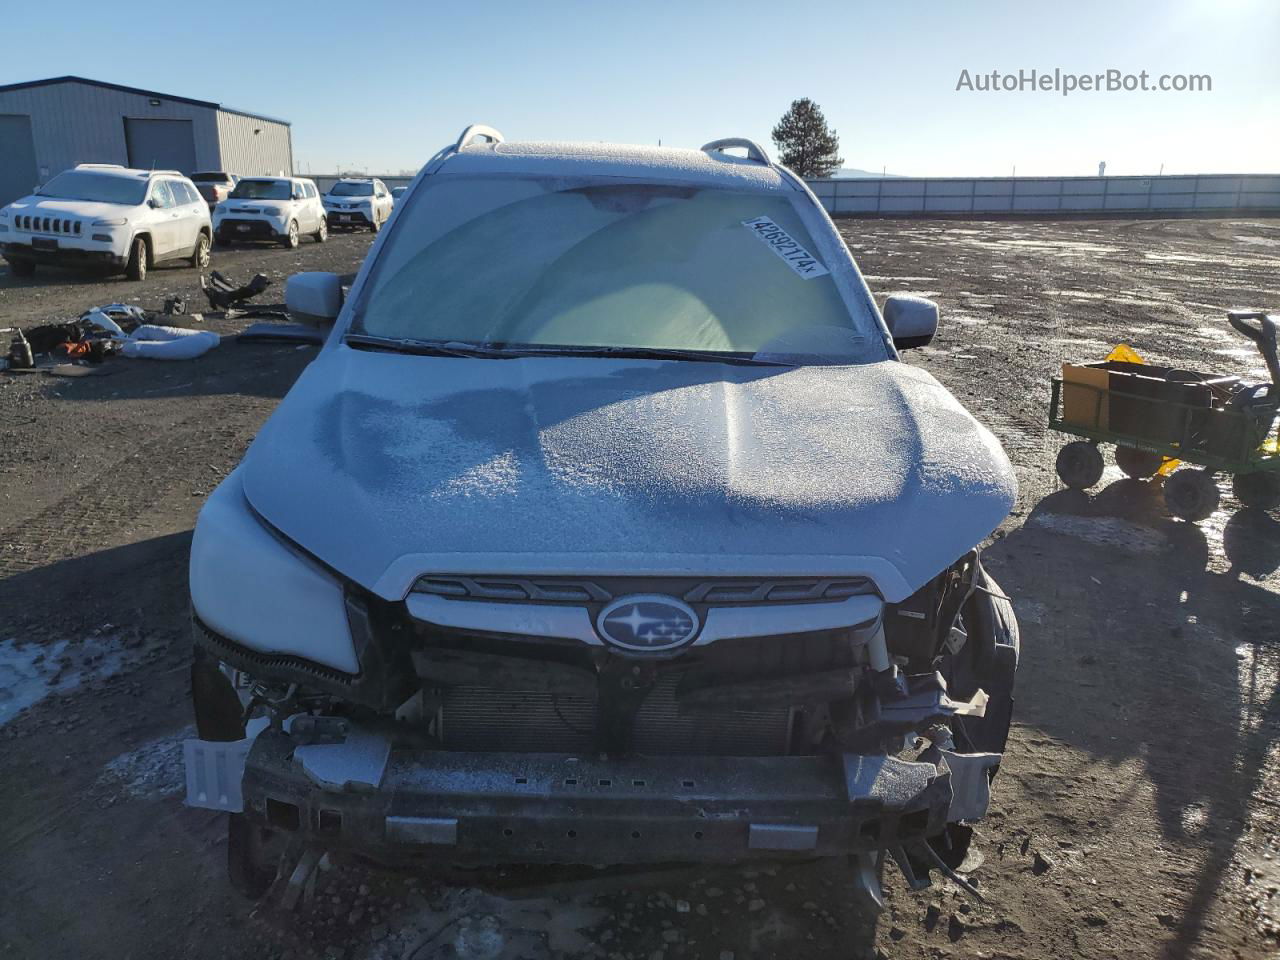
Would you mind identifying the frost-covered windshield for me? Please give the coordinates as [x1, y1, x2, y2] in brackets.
[36, 172, 147, 205]
[351, 176, 883, 361]
[330, 181, 374, 197]
[229, 179, 290, 200]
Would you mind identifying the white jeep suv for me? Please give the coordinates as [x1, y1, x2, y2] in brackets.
[0, 164, 212, 281]
[322, 177, 395, 232]
[213, 177, 327, 249]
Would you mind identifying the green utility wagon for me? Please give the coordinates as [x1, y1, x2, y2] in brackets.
[1048, 311, 1280, 522]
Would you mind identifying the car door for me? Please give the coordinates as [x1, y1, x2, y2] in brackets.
[146, 180, 180, 259]
[374, 180, 391, 223]
[172, 180, 205, 252]
[294, 182, 316, 232]
[306, 182, 323, 229]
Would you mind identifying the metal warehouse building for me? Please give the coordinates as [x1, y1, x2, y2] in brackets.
[0, 76, 292, 206]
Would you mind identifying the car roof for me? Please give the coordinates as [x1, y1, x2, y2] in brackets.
[71, 163, 185, 180]
[438, 139, 796, 193]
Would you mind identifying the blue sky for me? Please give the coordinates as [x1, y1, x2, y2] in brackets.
[4, 0, 1276, 176]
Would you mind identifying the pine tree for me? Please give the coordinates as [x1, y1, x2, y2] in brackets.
[771, 99, 843, 178]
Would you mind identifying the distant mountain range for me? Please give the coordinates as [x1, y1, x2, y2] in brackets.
[831, 167, 903, 179]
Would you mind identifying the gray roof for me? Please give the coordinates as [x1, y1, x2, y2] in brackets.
[0, 75, 290, 126]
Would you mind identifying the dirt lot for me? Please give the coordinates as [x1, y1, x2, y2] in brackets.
[1, 217, 1278, 960]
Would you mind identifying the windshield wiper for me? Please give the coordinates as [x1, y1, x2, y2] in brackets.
[345, 334, 515, 358]
[345, 336, 790, 366]
[500, 345, 791, 366]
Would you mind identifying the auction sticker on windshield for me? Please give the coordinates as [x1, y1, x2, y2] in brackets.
[742, 217, 830, 279]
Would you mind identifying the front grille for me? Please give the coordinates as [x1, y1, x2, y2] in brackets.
[413, 575, 872, 606]
[16, 215, 82, 235]
[438, 671, 793, 756]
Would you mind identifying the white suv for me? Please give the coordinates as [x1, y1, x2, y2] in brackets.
[213, 177, 327, 249]
[0, 164, 212, 281]
[322, 177, 394, 232]
[187, 126, 1020, 907]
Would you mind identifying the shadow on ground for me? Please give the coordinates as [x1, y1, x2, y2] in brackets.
[984, 478, 1280, 959]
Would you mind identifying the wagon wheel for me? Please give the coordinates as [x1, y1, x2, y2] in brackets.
[1055, 441, 1104, 490]
[1114, 446, 1163, 479]
[1233, 471, 1280, 511]
[1164, 468, 1220, 522]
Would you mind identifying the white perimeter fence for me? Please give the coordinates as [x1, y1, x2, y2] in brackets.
[307, 173, 1280, 218]
[804, 173, 1280, 217]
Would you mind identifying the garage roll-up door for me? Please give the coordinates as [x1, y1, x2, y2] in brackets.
[124, 118, 197, 173]
[0, 114, 39, 206]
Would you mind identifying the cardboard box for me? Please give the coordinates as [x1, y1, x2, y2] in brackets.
[1061, 363, 1110, 430]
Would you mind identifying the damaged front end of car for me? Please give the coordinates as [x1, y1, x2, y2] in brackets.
[185, 502, 1018, 909]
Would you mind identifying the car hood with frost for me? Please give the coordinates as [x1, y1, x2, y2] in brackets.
[5, 196, 138, 221]
[239, 346, 1016, 603]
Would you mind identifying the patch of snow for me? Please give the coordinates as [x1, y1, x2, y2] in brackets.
[368, 888, 612, 960]
[0, 630, 146, 727]
[97, 726, 194, 800]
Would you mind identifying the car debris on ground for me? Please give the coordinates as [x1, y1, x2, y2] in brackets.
[200, 270, 273, 312]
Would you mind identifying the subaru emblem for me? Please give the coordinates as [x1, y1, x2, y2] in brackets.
[596, 595, 700, 653]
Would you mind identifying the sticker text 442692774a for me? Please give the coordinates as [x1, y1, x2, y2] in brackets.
[742, 217, 830, 279]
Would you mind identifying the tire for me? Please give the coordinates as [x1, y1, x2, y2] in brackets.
[227, 813, 286, 900]
[281, 220, 299, 249]
[1055, 441, 1104, 490]
[125, 236, 148, 281]
[8, 258, 35, 278]
[1115, 445, 1163, 479]
[313, 217, 327, 243]
[369, 213, 380, 234]
[1233, 471, 1280, 511]
[188, 231, 211, 269]
[932, 567, 1019, 871]
[946, 568, 1019, 757]
[1164, 468, 1220, 522]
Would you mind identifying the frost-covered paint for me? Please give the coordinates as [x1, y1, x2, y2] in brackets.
[236, 347, 1015, 604]
[191, 136, 1017, 670]
[190, 469, 358, 672]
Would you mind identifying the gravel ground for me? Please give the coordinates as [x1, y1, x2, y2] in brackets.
[0, 217, 1277, 960]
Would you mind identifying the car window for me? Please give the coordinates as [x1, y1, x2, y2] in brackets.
[150, 181, 176, 209]
[353, 176, 884, 361]
[330, 181, 374, 197]
[305, 183, 317, 199]
[229, 179, 292, 200]
[175, 181, 200, 205]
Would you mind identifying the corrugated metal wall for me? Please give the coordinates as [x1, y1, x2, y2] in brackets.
[806, 174, 1280, 216]
[215, 110, 293, 177]
[0, 80, 292, 195]
[0, 81, 221, 182]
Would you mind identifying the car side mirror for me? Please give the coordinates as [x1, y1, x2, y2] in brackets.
[883, 294, 939, 350]
[147, 198, 161, 209]
[286, 272, 343, 324]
